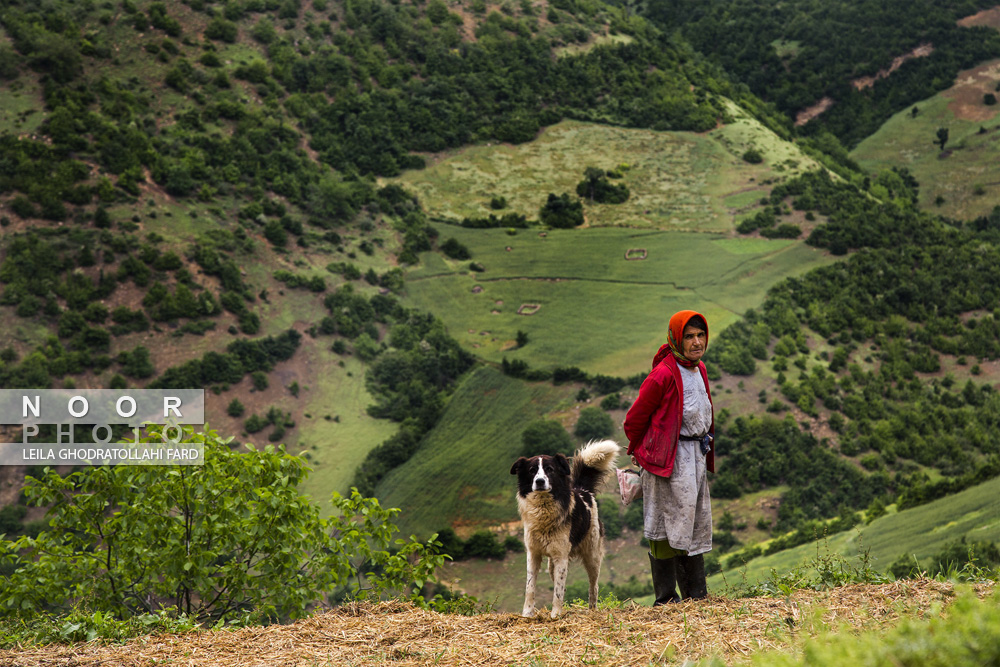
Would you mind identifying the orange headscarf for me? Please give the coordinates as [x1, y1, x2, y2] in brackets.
[652, 310, 709, 369]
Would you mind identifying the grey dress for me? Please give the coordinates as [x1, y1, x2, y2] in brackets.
[640, 363, 713, 555]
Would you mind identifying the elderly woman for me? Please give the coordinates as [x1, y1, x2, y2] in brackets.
[624, 310, 715, 604]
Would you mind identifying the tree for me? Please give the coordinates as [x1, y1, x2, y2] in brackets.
[204, 17, 239, 43]
[426, 0, 450, 24]
[521, 420, 573, 457]
[463, 531, 505, 559]
[576, 168, 630, 204]
[227, 398, 245, 417]
[935, 127, 949, 151]
[574, 407, 615, 440]
[578, 167, 606, 202]
[0, 426, 446, 622]
[251, 18, 278, 44]
[539, 193, 584, 229]
[440, 238, 471, 260]
[120, 345, 154, 379]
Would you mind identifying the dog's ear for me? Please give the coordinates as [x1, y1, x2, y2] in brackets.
[553, 453, 571, 476]
[510, 457, 527, 475]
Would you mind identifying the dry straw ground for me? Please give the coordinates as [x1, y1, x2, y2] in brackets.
[4, 579, 992, 666]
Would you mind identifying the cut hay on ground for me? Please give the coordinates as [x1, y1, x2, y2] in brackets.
[4, 580, 991, 666]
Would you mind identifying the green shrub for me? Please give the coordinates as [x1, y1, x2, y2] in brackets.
[227, 398, 245, 417]
[440, 238, 471, 260]
[0, 426, 449, 626]
[462, 531, 505, 559]
[574, 407, 614, 440]
[521, 419, 573, 457]
[539, 193, 583, 229]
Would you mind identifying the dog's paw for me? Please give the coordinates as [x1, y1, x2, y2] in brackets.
[521, 606, 536, 618]
[549, 608, 562, 620]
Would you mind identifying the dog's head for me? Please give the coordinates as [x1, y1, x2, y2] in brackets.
[510, 454, 571, 497]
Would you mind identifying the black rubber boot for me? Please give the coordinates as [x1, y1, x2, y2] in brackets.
[649, 552, 681, 605]
[675, 553, 708, 600]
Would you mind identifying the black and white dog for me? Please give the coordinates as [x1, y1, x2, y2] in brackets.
[510, 439, 620, 618]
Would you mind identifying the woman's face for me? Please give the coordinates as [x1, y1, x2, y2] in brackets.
[681, 325, 707, 361]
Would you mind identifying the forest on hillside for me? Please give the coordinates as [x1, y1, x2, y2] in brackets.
[0, 0, 756, 389]
[643, 0, 1000, 145]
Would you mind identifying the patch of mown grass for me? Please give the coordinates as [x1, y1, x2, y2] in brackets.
[0, 79, 45, 136]
[723, 189, 769, 209]
[554, 32, 634, 58]
[771, 39, 803, 60]
[392, 117, 821, 233]
[404, 226, 836, 376]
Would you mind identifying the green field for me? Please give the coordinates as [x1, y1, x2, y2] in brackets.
[392, 116, 821, 232]
[297, 350, 400, 511]
[376, 365, 582, 537]
[851, 58, 1000, 221]
[0, 79, 44, 136]
[403, 226, 836, 376]
[707, 474, 1000, 592]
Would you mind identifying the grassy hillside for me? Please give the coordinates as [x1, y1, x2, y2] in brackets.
[851, 57, 1000, 220]
[709, 474, 1000, 592]
[377, 365, 579, 537]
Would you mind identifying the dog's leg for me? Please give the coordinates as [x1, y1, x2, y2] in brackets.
[550, 557, 569, 619]
[584, 552, 602, 610]
[522, 548, 543, 617]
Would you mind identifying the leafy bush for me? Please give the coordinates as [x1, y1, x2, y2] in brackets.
[539, 193, 583, 229]
[0, 426, 448, 623]
[521, 419, 573, 457]
[227, 398, 245, 417]
[576, 168, 630, 204]
[574, 407, 615, 440]
[435, 528, 465, 560]
[700, 589, 1000, 667]
[889, 537, 1000, 580]
[462, 531, 505, 560]
[440, 238, 471, 260]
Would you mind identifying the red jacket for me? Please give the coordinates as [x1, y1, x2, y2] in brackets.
[623, 352, 715, 477]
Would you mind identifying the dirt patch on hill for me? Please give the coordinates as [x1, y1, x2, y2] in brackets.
[795, 43, 935, 125]
[958, 6, 1000, 29]
[941, 58, 1000, 122]
[795, 96, 834, 126]
[852, 43, 934, 91]
[4, 580, 990, 666]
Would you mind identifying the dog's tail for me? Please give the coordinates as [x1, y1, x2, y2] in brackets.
[572, 439, 621, 494]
